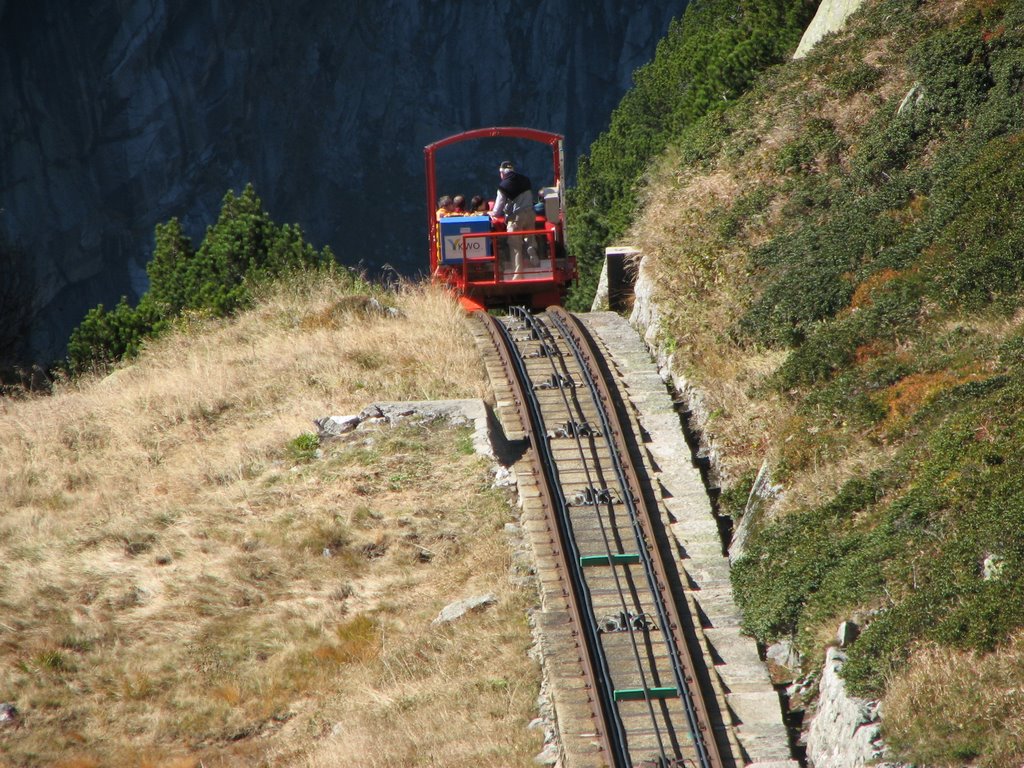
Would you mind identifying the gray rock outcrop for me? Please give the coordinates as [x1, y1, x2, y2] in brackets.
[806, 647, 888, 768]
[431, 593, 497, 625]
[793, 0, 866, 59]
[315, 399, 495, 458]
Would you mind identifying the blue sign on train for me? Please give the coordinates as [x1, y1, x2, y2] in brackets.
[440, 215, 492, 263]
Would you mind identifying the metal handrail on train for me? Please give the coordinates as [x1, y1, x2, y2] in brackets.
[459, 228, 560, 285]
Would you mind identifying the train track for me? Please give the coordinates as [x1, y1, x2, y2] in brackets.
[477, 307, 733, 768]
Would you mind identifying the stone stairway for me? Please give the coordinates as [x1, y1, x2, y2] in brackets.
[581, 311, 798, 768]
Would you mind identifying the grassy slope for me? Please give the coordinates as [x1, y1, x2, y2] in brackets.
[0, 276, 542, 767]
[565, 0, 818, 311]
[625, 0, 1024, 763]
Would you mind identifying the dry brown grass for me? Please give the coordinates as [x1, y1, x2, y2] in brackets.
[622, 3, 934, 503]
[771, 431, 895, 517]
[920, 0, 974, 25]
[881, 368, 986, 422]
[883, 636, 1024, 767]
[0, 276, 542, 766]
[632, 144, 791, 486]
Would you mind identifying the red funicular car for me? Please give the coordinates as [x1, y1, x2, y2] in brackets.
[424, 127, 576, 312]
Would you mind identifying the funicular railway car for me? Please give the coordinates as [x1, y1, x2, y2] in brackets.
[425, 127, 576, 311]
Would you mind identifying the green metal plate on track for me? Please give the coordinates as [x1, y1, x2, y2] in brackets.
[613, 686, 678, 702]
[579, 553, 641, 567]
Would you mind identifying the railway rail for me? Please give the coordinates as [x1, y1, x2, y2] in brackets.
[478, 307, 733, 768]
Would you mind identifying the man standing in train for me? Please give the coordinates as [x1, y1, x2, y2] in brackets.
[488, 160, 539, 279]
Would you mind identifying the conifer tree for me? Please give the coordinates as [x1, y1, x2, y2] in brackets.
[67, 183, 336, 373]
[146, 218, 196, 316]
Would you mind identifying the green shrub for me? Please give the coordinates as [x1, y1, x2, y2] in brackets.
[67, 184, 339, 373]
[739, 176, 920, 347]
[840, 608, 917, 696]
[921, 134, 1024, 309]
[66, 295, 165, 374]
[145, 218, 197, 316]
[657, 0, 1024, 730]
[774, 276, 924, 388]
[717, 469, 759, 519]
[156, 185, 334, 317]
[826, 62, 883, 96]
[775, 319, 862, 387]
[566, 0, 818, 310]
[802, 371, 891, 431]
[287, 433, 320, 463]
[735, 1, 1024, 364]
[733, 474, 887, 640]
[775, 118, 843, 175]
[908, 23, 993, 133]
[735, 368, 1024, 696]
[718, 187, 775, 240]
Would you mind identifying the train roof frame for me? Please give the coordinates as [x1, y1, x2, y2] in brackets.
[424, 126, 571, 311]
[424, 126, 565, 273]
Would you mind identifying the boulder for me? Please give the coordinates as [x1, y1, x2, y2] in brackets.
[837, 621, 860, 647]
[793, 0, 867, 59]
[806, 646, 889, 768]
[314, 415, 360, 440]
[765, 639, 802, 683]
[431, 593, 497, 626]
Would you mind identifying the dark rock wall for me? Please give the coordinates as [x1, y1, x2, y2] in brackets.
[0, 0, 686, 362]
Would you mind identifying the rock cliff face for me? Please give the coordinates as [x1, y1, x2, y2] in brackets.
[0, 0, 685, 362]
[793, 0, 865, 58]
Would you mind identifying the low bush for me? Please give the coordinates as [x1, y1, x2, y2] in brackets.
[921, 134, 1024, 309]
[775, 117, 843, 175]
[566, 0, 818, 310]
[737, 370, 1024, 696]
[288, 433, 320, 463]
[825, 61, 883, 97]
[67, 184, 341, 373]
[732, 474, 887, 640]
[66, 295, 166, 374]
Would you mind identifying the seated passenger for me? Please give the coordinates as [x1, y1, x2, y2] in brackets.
[435, 195, 456, 219]
[452, 195, 467, 214]
[470, 195, 489, 214]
